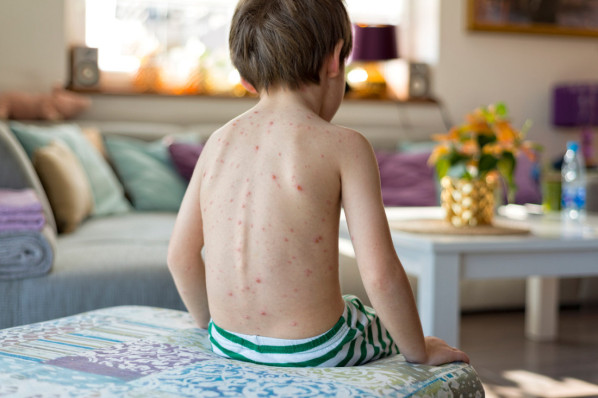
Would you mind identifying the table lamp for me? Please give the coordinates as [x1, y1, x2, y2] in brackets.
[346, 24, 399, 99]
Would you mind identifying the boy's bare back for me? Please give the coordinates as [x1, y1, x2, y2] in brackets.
[168, 0, 469, 367]
[191, 98, 360, 339]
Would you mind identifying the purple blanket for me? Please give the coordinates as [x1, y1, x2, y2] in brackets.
[0, 188, 45, 232]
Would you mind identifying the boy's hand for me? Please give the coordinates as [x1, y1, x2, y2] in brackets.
[421, 336, 470, 366]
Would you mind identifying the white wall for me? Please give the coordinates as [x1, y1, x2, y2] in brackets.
[2, 0, 598, 160]
[435, 1, 598, 163]
[0, 0, 67, 91]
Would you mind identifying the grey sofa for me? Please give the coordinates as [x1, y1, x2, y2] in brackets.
[0, 121, 189, 329]
[2, 119, 596, 331]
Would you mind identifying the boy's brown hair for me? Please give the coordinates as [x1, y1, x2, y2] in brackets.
[229, 0, 353, 93]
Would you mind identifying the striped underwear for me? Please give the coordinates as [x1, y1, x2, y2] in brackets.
[208, 294, 399, 367]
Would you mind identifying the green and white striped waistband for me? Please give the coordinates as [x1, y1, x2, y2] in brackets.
[208, 295, 398, 367]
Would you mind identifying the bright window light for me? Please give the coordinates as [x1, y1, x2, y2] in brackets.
[85, 0, 236, 75]
[84, 0, 403, 93]
[345, 0, 404, 25]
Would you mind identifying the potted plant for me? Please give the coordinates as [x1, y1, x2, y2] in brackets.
[428, 102, 537, 227]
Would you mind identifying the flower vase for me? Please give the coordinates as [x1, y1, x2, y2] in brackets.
[440, 176, 497, 227]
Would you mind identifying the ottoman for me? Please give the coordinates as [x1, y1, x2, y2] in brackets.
[0, 306, 484, 397]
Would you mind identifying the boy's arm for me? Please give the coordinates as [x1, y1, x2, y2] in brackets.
[167, 163, 210, 329]
[339, 131, 469, 365]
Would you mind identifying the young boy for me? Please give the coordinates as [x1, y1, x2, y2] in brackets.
[168, 0, 469, 367]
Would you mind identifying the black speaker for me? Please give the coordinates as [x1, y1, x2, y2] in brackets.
[407, 62, 430, 99]
[70, 46, 100, 90]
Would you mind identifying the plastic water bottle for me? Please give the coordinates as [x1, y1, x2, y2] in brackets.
[561, 141, 587, 227]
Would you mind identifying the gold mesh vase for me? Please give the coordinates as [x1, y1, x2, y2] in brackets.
[440, 176, 497, 227]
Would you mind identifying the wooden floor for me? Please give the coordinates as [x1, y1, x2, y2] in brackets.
[460, 306, 598, 398]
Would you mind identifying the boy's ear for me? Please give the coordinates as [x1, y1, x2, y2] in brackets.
[241, 78, 258, 94]
[326, 40, 344, 78]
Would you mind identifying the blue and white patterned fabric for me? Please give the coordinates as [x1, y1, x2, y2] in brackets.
[0, 306, 484, 397]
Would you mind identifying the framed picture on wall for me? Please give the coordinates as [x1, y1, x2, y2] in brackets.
[467, 0, 598, 37]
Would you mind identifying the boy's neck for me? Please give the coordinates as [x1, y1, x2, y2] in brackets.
[256, 85, 328, 120]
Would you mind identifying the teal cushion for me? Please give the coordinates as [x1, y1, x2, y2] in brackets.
[10, 122, 130, 216]
[104, 136, 186, 211]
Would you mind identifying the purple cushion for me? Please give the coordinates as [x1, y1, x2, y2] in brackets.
[375, 151, 438, 207]
[510, 154, 542, 205]
[374, 149, 541, 207]
[168, 142, 204, 182]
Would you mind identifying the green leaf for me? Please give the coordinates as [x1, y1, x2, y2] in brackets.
[477, 133, 497, 149]
[494, 102, 508, 118]
[478, 154, 498, 176]
[497, 152, 516, 202]
[520, 118, 533, 135]
[448, 151, 469, 165]
[435, 157, 450, 180]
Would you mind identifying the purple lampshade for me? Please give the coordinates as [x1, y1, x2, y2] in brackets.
[351, 24, 399, 62]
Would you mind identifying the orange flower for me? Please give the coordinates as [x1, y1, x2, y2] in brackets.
[521, 141, 537, 162]
[428, 102, 537, 203]
[482, 143, 504, 156]
[495, 121, 518, 144]
[460, 139, 479, 156]
[428, 143, 450, 166]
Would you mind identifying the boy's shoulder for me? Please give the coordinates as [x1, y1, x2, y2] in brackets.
[328, 124, 374, 152]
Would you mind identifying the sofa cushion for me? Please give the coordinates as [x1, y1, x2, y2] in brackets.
[168, 142, 204, 182]
[9, 122, 130, 217]
[375, 151, 439, 207]
[511, 153, 542, 205]
[105, 136, 187, 212]
[33, 140, 93, 233]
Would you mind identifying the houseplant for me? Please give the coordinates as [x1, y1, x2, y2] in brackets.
[428, 102, 536, 227]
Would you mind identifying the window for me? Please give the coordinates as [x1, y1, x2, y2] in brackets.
[84, 0, 403, 95]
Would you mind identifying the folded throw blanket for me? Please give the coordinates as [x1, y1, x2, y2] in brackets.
[0, 213, 46, 232]
[0, 224, 55, 280]
[0, 188, 45, 232]
[0, 188, 43, 214]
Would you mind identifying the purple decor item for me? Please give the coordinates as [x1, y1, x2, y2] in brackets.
[168, 142, 204, 182]
[351, 24, 399, 62]
[552, 83, 598, 127]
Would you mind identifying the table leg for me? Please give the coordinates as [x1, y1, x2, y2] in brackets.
[418, 252, 461, 348]
[525, 276, 559, 341]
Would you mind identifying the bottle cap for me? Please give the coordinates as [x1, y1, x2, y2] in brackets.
[566, 141, 579, 152]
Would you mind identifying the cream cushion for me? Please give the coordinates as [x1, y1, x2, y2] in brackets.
[33, 140, 94, 234]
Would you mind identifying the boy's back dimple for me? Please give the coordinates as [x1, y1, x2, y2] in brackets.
[197, 107, 349, 340]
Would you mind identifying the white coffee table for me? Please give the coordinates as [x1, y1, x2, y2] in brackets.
[339, 207, 598, 347]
